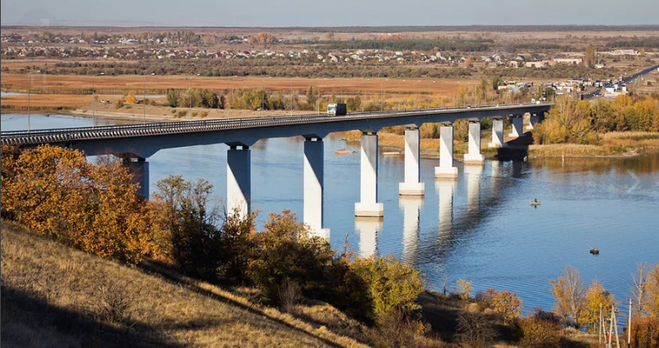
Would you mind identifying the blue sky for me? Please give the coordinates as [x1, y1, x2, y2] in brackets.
[2, 0, 658, 27]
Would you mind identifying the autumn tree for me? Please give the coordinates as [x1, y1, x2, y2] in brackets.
[584, 45, 598, 68]
[550, 265, 586, 326]
[579, 279, 615, 333]
[125, 91, 137, 104]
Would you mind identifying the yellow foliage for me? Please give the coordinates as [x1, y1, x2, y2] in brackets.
[125, 91, 137, 104]
[579, 279, 615, 332]
[455, 278, 473, 301]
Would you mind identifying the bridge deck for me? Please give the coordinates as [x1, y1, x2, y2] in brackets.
[1, 103, 551, 147]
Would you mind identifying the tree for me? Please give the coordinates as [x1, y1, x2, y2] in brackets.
[455, 278, 473, 300]
[550, 265, 586, 326]
[580, 279, 615, 332]
[585, 45, 598, 68]
[124, 91, 137, 104]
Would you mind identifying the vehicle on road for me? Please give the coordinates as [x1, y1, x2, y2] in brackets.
[327, 103, 347, 116]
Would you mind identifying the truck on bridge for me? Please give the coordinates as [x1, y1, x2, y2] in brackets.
[327, 103, 347, 116]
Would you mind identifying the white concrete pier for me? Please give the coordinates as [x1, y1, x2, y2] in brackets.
[488, 117, 505, 148]
[355, 132, 384, 217]
[304, 137, 329, 238]
[463, 121, 485, 164]
[227, 146, 251, 219]
[400, 196, 423, 264]
[435, 123, 458, 178]
[527, 113, 540, 130]
[509, 115, 524, 138]
[399, 127, 425, 195]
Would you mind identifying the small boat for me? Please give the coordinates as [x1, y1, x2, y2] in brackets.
[529, 199, 541, 207]
[590, 248, 600, 255]
[335, 149, 355, 155]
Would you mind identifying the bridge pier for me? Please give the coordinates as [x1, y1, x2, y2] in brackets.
[227, 145, 251, 219]
[527, 112, 544, 130]
[509, 114, 524, 138]
[355, 132, 384, 217]
[399, 127, 425, 195]
[118, 154, 150, 199]
[488, 117, 505, 148]
[464, 120, 485, 164]
[435, 123, 458, 178]
[304, 137, 329, 238]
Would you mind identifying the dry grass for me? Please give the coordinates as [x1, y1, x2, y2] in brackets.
[1, 73, 478, 94]
[1, 94, 123, 109]
[530, 132, 659, 157]
[0, 221, 369, 348]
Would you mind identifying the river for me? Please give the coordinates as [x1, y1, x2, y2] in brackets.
[2, 113, 658, 313]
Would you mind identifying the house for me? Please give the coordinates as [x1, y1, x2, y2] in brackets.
[553, 58, 583, 65]
[525, 61, 549, 68]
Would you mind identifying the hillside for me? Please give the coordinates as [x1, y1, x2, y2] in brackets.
[0, 222, 370, 348]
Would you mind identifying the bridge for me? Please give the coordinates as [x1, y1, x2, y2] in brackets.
[1, 103, 551, 237]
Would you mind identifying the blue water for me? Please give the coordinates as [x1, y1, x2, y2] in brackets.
[3, 113, 658, 314]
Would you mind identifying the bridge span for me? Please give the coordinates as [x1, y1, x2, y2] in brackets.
[1, 103, 551, 236]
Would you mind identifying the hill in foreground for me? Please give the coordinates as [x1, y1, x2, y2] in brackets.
[1, 222, 370, 348]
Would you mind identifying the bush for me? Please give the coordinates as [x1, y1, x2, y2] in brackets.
[350, 256, 424, 322]
[247, 210, 334, 304]
[518, 317, 561, 348]
[1, 145, 153, 263]
[199, 111, 208, 118]
[454, 278, 473, 301]
[177, 110, 187, 118]
[114, 100, 125, 109]
[456, 311, 496, 347]
[476, 288, 523, 323]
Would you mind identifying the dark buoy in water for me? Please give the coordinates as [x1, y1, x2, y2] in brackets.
[590, 248, 600, 255]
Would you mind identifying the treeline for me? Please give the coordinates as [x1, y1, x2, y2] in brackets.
[534, 95, 659, 145]
[505, 43, 575, 51]
[607, 38, 659, 48]
[290, 25, 659, 33]
[38, 59, 476, 79]
[317, 38, 492, 52]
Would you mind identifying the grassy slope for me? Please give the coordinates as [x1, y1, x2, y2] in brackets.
[0, 222, 370, 348]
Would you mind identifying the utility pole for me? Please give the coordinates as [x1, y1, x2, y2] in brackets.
[143, 75, 147, 123]
[627, 299, 632, 348]
[92, 76, 95, 127]
[599, 303, 603, 345]
[189, 78, 192, 120]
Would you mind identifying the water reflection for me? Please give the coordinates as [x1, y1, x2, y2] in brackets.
[355, 217, 383, 258]
[436, 179, 457, 248]
[464, 164, 483, 217]
[400, 196, 424, 264]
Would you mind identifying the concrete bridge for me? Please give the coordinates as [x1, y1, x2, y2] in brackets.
[1, 103, 551, 236]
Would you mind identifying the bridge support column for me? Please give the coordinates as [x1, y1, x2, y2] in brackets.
[435, 123, 458, 178]
[399, 127, 425, 195]
[227, 146, 251, 219]
[119, 155, 149, 199]
[488, 118, 505, 148]
[527, 113, 540, 130]
[509, 115, 524, 138]
[464, 121, 485, 164]
[355, 132, 384, 217]
[304, 137, 329, 238]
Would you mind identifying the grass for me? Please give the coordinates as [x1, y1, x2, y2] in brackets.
[530, 132, 659, 157]
[0, 221, 370, 348]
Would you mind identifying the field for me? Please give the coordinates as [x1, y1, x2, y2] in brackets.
[1, 72, 479, 94]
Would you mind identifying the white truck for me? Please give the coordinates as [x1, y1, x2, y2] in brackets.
[327, 103, 347, 116]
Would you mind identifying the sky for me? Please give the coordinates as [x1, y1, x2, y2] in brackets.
[2, 0, 659, 27]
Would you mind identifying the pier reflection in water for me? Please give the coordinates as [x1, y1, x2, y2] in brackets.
[400, 196, 424, 264]
[355, 217, 383, 258]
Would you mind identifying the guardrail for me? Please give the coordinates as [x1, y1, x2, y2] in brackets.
[1, 102, 552, 146]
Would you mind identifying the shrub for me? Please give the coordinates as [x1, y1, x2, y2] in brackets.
[1, 145, 153, 263]
[191, 111, 198, 117]
[351, 255, 424, 322]
[114, 100, 125, 109]
[476, 288, 522, 323]
[177, 110, 187, 118]
[247, 210, 334, 304]
[454, 278, 473, 301]
[518, 317, 561, 348]
[199, 111, 208, 118]
[456, 311, 496, 347]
